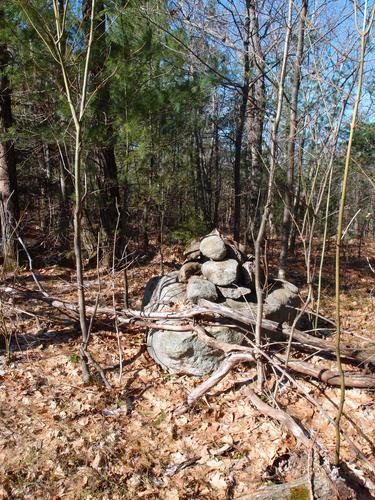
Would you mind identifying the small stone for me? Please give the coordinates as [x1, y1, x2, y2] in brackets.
[178, 262, 201, 283]
[183, 238, 201, 260]
[187, 276, 218, 304]
[200, 235, 227, 261]
[265, 280, 301, 324]
[217, 286, 252, 299]
[202, 259, 238, 286]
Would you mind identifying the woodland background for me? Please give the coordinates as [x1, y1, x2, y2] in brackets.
[1, 0, 374, 267]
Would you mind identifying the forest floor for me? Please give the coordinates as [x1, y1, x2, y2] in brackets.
[1, 238, 375, 499]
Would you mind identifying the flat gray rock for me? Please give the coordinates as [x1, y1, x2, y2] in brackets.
[178, 261, 201, 283]
[187, 276, 218, 303]
[202, 259, 238, 286]
[200, 235, 227, 261]
[218, 285, 252, 299]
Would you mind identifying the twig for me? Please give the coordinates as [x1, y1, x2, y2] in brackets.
[16, 235, 49, 297]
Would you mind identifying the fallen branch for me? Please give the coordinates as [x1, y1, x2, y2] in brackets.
[174, 353, 255, 416]
[3, 286, 373, 369]
[175, 352, 310, 447]
[3, 286, 375, 383]
[247, 389, 311, 447]
[282, 358, 375, 389]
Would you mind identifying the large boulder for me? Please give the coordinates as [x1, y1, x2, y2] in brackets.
[200, 234, 227, 261]
[147, 321, 245, 376]
[201, 259, 239, 286]
[147, 326, 236, 376]
[144, 272, 244, 375]
[186, 276, 218, 304]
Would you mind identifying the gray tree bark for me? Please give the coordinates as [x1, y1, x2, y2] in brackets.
[0, 7, 19, 268]
[247, 0, 266, 236]
[233, 2, 251, 241]
[279, 0, 308, 279]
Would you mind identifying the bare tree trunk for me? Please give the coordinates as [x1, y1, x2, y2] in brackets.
[254, 0, 293, 391]
[247, 0, 265, 235]
[96, 145, 120, 267]
[233, 5, 250, 241]
[279, 0, 308, 279]
[38, 143, 52, 233]
[0, 7, 19, 268]
[213, 114, 221, 228]
[194, 129, 211, 223]
[289, 129, 305, 255]
[57, 143, 71, 250]
[233, 85, 249, 241]
[84, 0, 122, 268]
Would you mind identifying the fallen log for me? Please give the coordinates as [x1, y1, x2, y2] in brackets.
[198, 300, 375, 369]
[282, 358, 375, 389]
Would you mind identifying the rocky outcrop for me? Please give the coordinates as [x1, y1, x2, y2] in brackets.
[143, 230, 301, 376]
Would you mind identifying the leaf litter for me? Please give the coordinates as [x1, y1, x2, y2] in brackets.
[0, 241, 374, 498]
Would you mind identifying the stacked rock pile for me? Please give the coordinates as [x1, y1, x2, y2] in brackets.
[143, 230, 301, 376]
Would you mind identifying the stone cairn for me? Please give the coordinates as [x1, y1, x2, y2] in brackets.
[143, 230, 301, 376]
